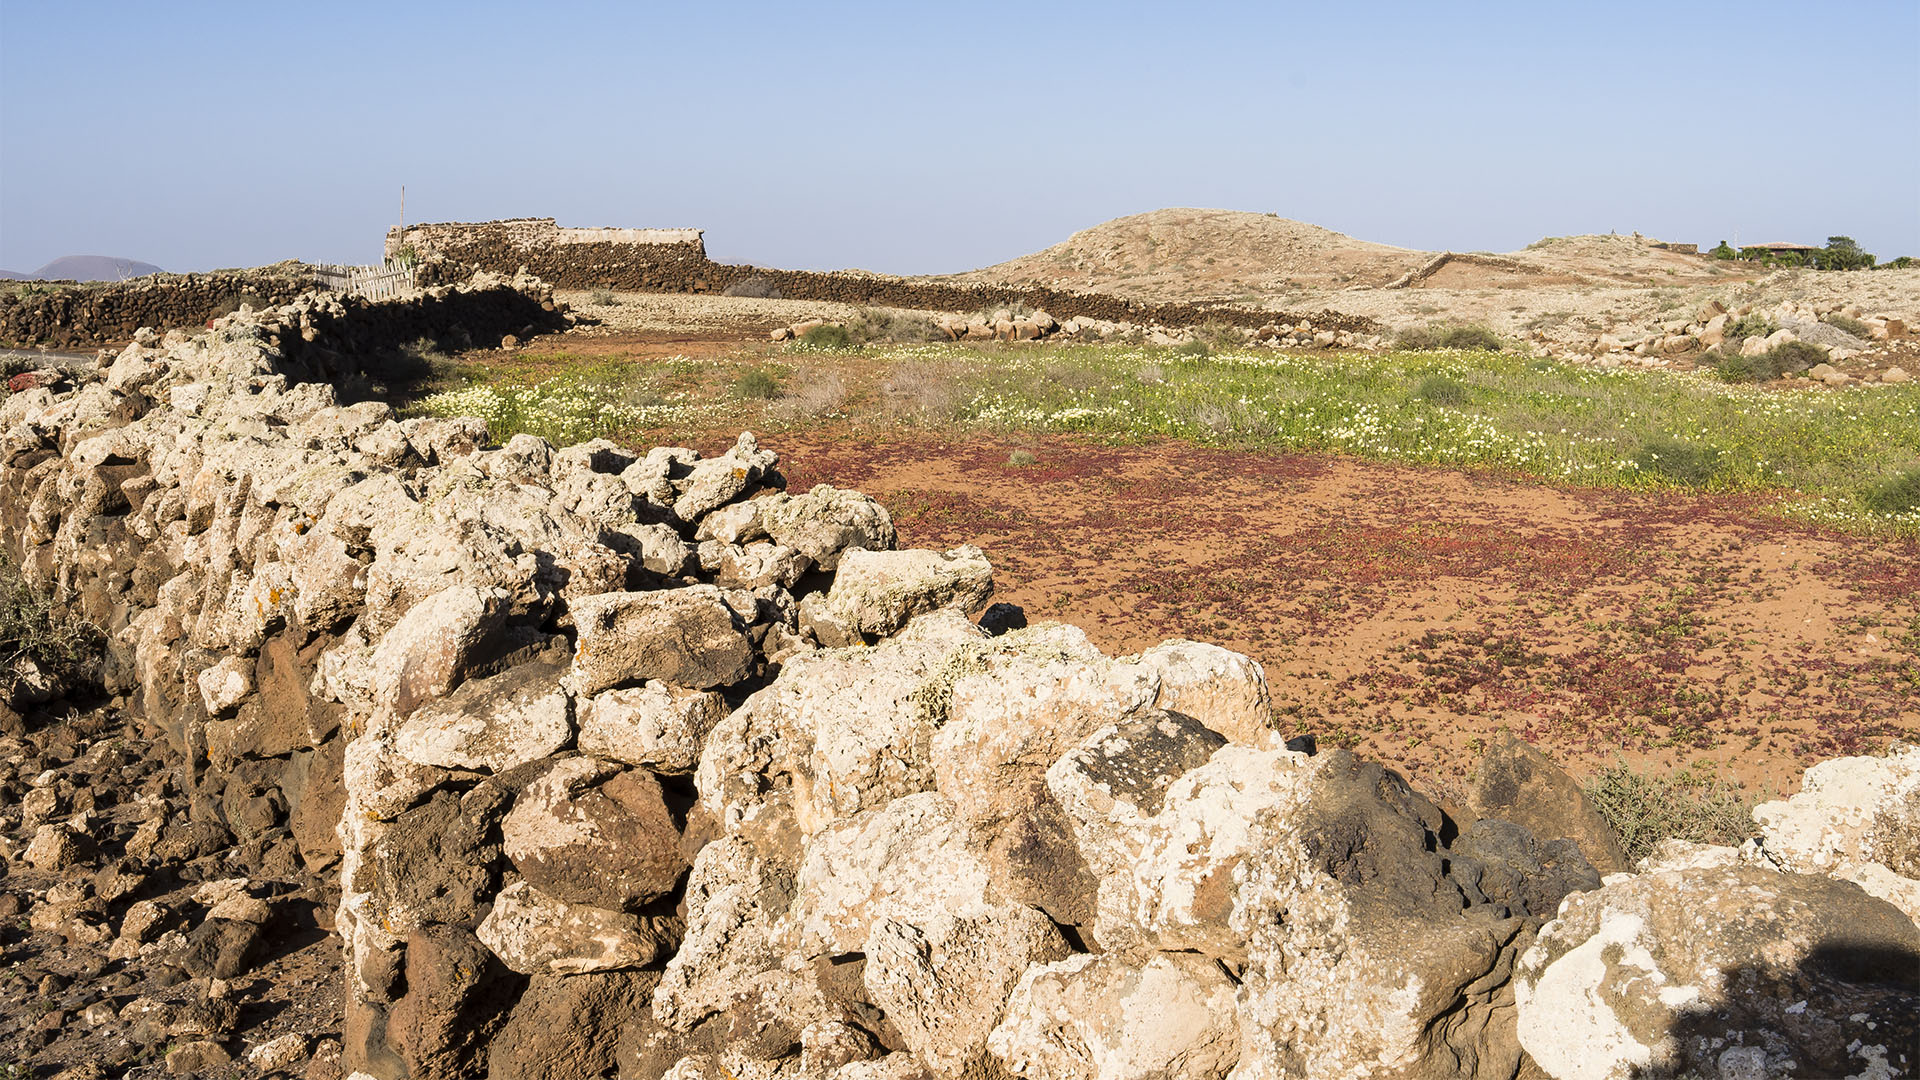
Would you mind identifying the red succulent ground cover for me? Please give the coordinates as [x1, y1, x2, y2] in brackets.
[770, 430, 1918, 799]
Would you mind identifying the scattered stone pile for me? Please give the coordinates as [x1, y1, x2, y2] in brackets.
[0, 699, 345, 1074]
[771, 310, 1388, 351]
[1542, 296, 1912, 382]
[1, 280, 1915, 1079]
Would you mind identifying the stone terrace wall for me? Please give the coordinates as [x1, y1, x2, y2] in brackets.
[387, 219, 706, 261]
[0, 268, 315, 349]
[403, 218, 1380, 336]
[2, 279, 1914, 1080]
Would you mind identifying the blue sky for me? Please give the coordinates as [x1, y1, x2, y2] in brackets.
[3, 1, 1916, 274]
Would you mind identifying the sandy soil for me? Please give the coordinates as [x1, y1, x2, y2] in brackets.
[557, 291, 935, 338]
[759, 431, 1917, 801]
[531, 251, 1920, 803]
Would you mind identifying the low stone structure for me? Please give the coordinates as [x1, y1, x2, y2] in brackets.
[0, 267, 314, 348]
[395, 218, 1381, 338]
[1, 280, 1913, 1080]
[387, 218, 706, 261]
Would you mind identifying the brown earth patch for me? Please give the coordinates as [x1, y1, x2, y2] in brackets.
[761, 431, 1917, 800]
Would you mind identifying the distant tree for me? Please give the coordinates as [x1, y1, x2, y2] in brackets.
[1819, 236, 1875, 271]
[1881, 256, 1915, 270]
[1709, 240, 1737, 260]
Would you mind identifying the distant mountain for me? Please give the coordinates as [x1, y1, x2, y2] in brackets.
[15, 255, 164, 282]
[0, 269, 29, 280]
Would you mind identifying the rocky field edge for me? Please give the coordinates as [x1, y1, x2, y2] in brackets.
[1, 279, 1915, 1080]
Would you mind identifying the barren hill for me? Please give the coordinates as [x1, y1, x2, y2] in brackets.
[940, 209, 1749, 308]
[938, 208, 1430, 303]
[17, 254, 164, 281]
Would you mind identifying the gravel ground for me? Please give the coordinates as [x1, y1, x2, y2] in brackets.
[556, 290, 950, 335]
[1305, 266, 1920, 352]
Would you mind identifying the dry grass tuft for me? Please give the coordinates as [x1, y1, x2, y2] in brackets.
[770, 368, 847, 421]
[882, 361, 968, 420]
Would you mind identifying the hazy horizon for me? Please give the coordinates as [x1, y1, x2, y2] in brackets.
[3, 1, 1916, 276]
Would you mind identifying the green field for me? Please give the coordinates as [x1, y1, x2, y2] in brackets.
[410, 341, 1920, 537]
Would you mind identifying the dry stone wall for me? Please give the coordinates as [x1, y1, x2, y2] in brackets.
[404, 218, 1380, 336]
[388, 219, 706, 260]
[2, 279, 1914, 1080]
[0, 268, 315, 349]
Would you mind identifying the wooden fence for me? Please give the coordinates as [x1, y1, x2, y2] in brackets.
[309, 261, 417, 301]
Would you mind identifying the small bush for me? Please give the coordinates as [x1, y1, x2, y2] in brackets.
[795, 323, 853, 350]
[733, 368, 782, 399]
[1441, 325, 1503, 351]
[1723, 314, 1775, 342]
[1711, 350, 1772, 383]
[1193, 319, 1247, 351]
[1007, 449, 1038, 467]
[0, 555, 102, 704]
[844, 308, 942, 345]
[1583, 762, 1755, 863]
[1396, 323, 1503, 352]
[1633, 438, 1722, 485]
[1768, 340, 1828, 372]
[1174, 338, 1212, 358]
[1413, 375, 1470, 407]
[587, 289, 617, 307]
[722, 275, 782, 299]
[1712, 340, 1825, 383]
[1863, 468, 1920, 519]
[1821, 313, 1872, 339]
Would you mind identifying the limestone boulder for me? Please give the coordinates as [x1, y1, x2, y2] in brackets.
[1515, 865, 1920, 1080]
[653, 836, 797, 1033]
[694, 499, 768, 545]
[930, 623, 1151, 830]
[569, 585, 753, 694]
[1230, 752, 1533, 1080]
[475, 881, 681, 975]
[578, 681, 728, 774]
[672, 431, 779, 522]
[716, 540, 809, 590]
[25, 822, 94, 870]
[695, 609, 986, 848]
[1050, 711, 1301, 959]
[1754, 742, 1919, 885]
[196, 655, 253, 716]
[987, 952, 1241, 1080]
[605, 521, 694, 577]
[501, 756, 688, 909]
[1124, 639, 1276, 748]
[393, 656, 573, 773]
[864, 903, 1069, 1074]
[789, 792, 992, 958]
[799, 545, 993, 644]
[369, 584, 511, 715]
